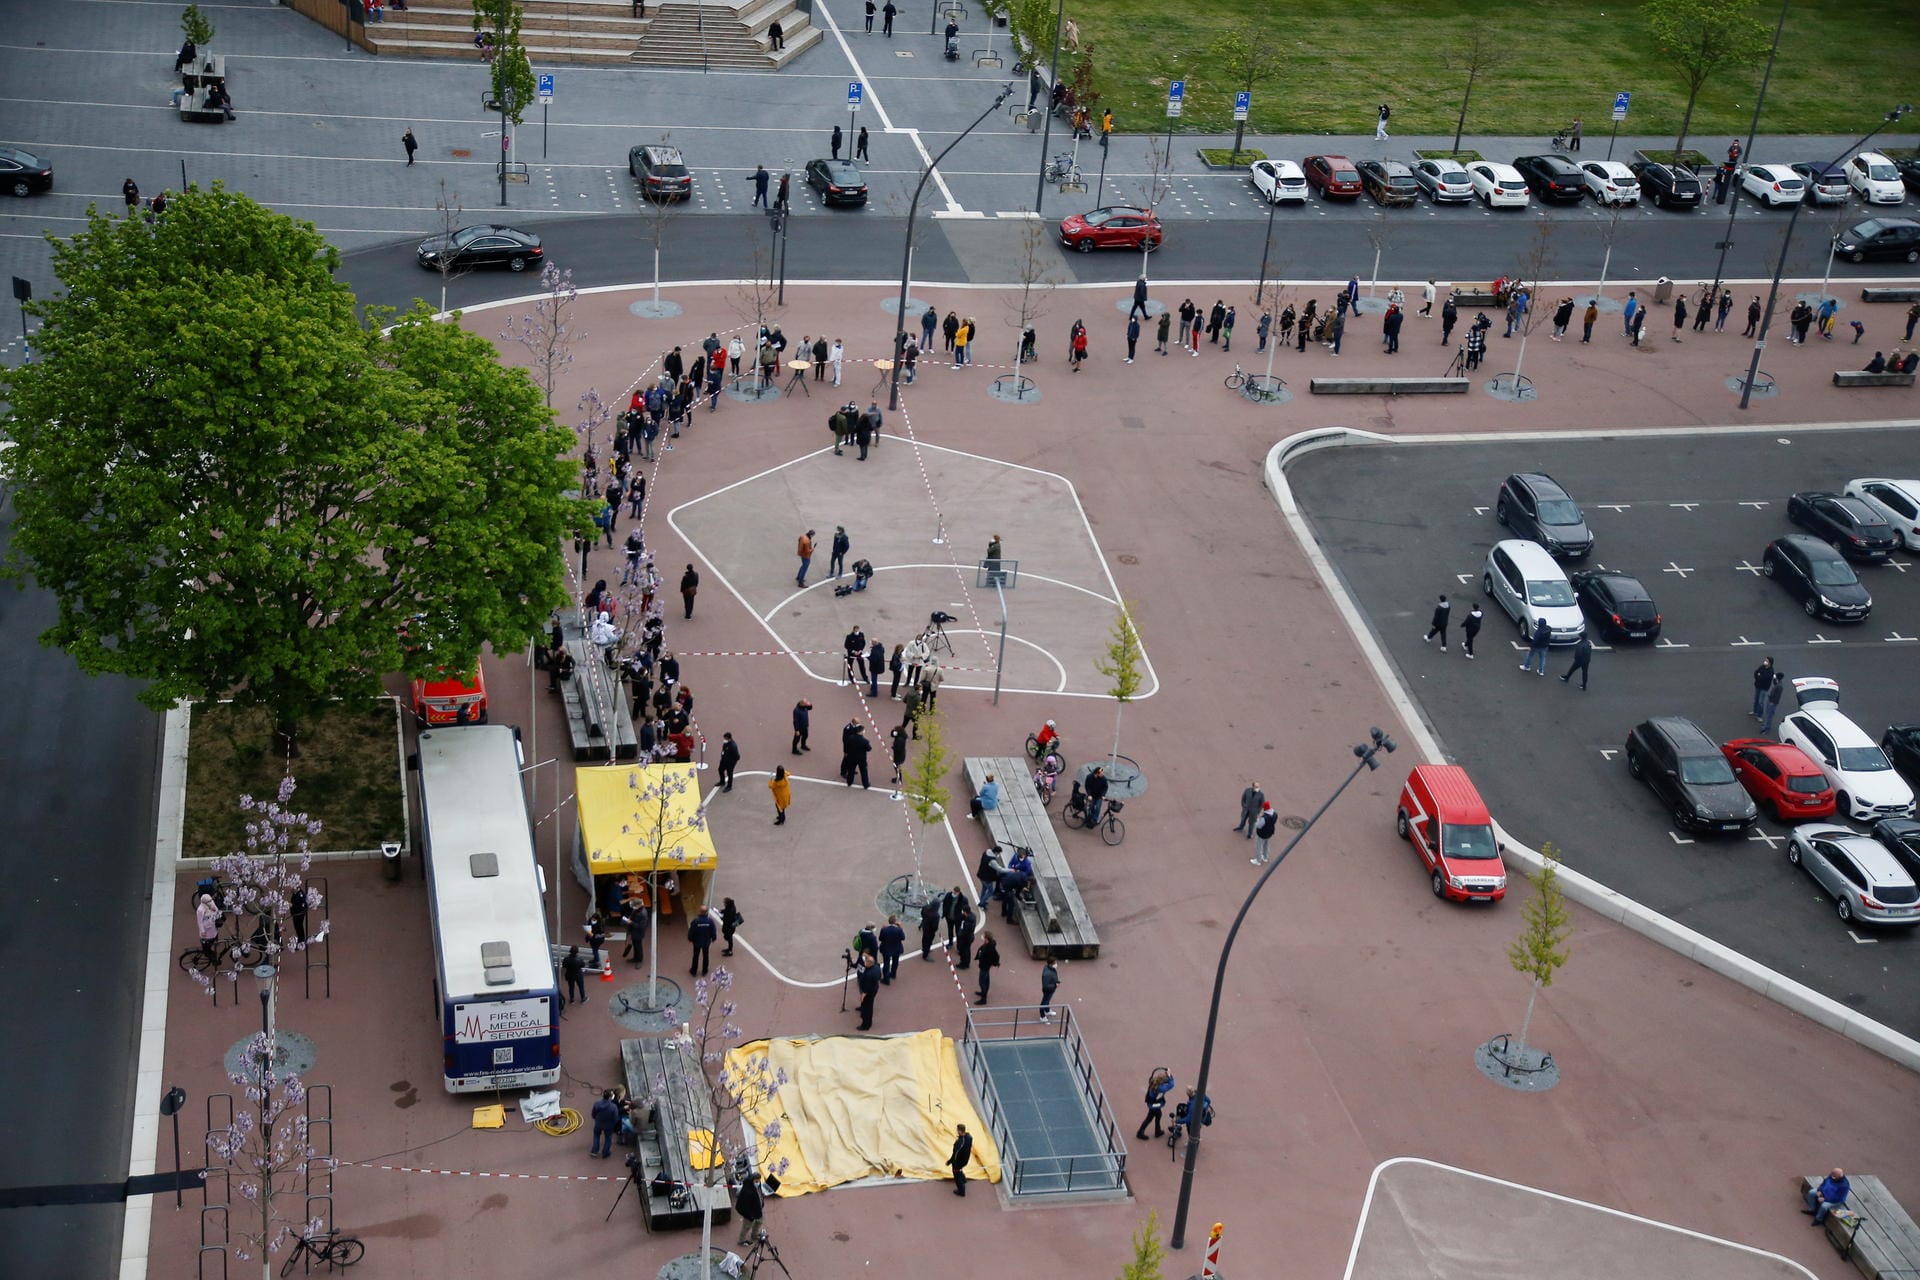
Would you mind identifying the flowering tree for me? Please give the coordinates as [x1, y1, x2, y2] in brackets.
[593, 765, 711, 1006]
[192, 776, 329, 1000]
[207, 1034, 330, 1280]
[500, 261, 580, 408]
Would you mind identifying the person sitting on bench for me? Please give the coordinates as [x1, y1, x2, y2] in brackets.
[969, 774, 1000, 819]
[205, 81, 234, 120]
[1864, 351, 1887, 373]
[1904, 351, 1920, 375]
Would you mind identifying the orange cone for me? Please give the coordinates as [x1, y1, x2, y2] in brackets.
[600, 957, 613, 982]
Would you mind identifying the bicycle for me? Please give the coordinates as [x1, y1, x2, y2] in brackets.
[1032, 763, 1062, 808]
[1044, 154, 1080, 185]
[1025, 730, 1063, 761]
[1224, 365, 1285, 403]
[1075, 798, 1125, 845]
[281, 1229, 364, 1275]
[177, 930, 265, 975]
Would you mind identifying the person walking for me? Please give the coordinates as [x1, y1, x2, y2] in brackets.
[795, 529, 814, 587]
[856, 127, 870, 162]
[590, 1091, 621, 1158]
[864, 0, 875, 32]
[948, 1125, 974, 1196]
[918, 896, 941, 960]
[1560, 632, 1593, 690]
[562, 945, 588, 1005]
[122, 177, 140, 214]
[1423, 594, 1451, 650]
[720, 898, 744, 956]
[1155, 309, 1171, 355]
[1552, 297, 1574, 341]
[830, 526, 850, 578]
[751, 164, 770, 208]
[1461, 602, 1483, 658]
[1071, 324, 1088, 370]
[403, 127, 418, 166]
[687, 907, 717, 975]
[1441, 298, 1458, 346]
[882, 0, 896, 35]
[854, 954, 880, 1029]
[1521, 617, 1552, 675]
[974, 931, 1000, 1004]
[1251, 802, 1278, 866]
[1125, 314, 1140, 363]
[1130, 275, 1151, 321]
[830, 124, 843, 159]
[1234, 782, 1265, 838]
[1581, 300, 1598, 344]
[769, 764, 792, 824]
[1420, 280, 1436, 317]
[1038, 954, 1061, 1020]
[1761, 671, 1787, 735]
[1375, 103, 1391, 139]
[1751, 657, 1776, 719]
[877, 915, 905, 982]
[717, 732, 740, 791]
[1136, 1069, 1175, 1140]
[679, 563, 699, 619]
[790, 699, 811, 755]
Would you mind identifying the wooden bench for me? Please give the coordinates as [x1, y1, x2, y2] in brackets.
[963, 756, 1100, 959]
[1802, 1175, 1920, 1280]
[1311, 377, 1470, 396]
[1449, 290, 1502, 308]
[181, 54, 226, 89]
[1833, 370, 1917, 388]
[557, 613, 639, 761]
[1861, 286, 1920, 303]
[178, 88, 226, 123]
[623, 1036, 732, 1233]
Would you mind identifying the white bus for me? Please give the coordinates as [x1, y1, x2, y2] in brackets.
[416, 726, 560, 1093]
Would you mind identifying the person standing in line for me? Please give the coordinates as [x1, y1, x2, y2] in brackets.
[796, 528, 815, 587]
[877, 915, 905, 982]
[1038, 954, 1061, 1020]
[1744, 296, 1763, 337]
[562, 945, 588, 1005]
[943, 309, 960, 352]
[1581, 300, 1598, 344]
[1552, 297, 1574, 341]
[830, 124, 843, 159]
[720, 898, 745, 957]
[948, 1125, 974, 1196]
[1189, 309, 1204, 353]
[1375, 102, 1390, 139]
[888, 643, 906, 700]
[1693, 284, 1714, 332]
[1560, 633, 1593, 690]
[679, 563, 699, 619]
[790, 699, 811, 754]
[717, 732, 740, 791]
[590, 1091, 621, 1158]
[867, 639, 886, 698]
[1256, 311, 1271, 352]
[1521, 617, 1552, 675]
[1751, 656, 1776, 719]
[921, 304, 938, 349]
[1420, 280, 1436, 317]
[687, 907, 717, 975]
[954, 900, 977, 969]
[1155, 309, 1172, 355]
[829, 336, 845, 386]
[890, 722, 909, 784]
[1631, 307, 1648, 347]
[954, 317, 972, 366]
[1125, 314, 1140, 363]
[1251, 802, 1278, 866]
[1423, 594, 1451, 649]
[1381, 305, 1401, 354]
[1622, 290, 1640, 337]
[1672, 295, 1688, 342]
[917, 895, 942, 960]
[403, 127, 418, 166]
[974, 931, 1000, 1004]
[856, 127, 870, 161]
[854, 954, 881, 1029]
[1177, 297, 1196, 343]
[1761, 671, 1786, 734]
[1329, 312, 1346, 356]
[1462, 602, 1484, 658]
[1441, 298, 1458, 346]
[1234, 782, 1265, 838]
[769, 764, 792, 824]
[1206, 300, 1225, 345]
[830, 526, 850, 579]
[1905, 301, 1920, 341]
[1223, 305, 1237, 351]
[854, 407, 875, 461]
[940, 884, 965, 949]
[882, 0, 896, 35]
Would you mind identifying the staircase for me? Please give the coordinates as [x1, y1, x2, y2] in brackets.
[362, 0, 820, 68]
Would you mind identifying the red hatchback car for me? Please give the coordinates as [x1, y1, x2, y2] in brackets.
[1058, 206, 1163, 253]
[1303, 154, 1363, 199]
[1722, 737, 1837, 822]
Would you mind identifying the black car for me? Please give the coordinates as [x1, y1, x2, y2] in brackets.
[1873, 817, 1920, 879]
[0, 145, 53, 197]
[1357, 160, 1419, 207]
[1787, 491, 1900, 562]
[1762, 534, 1872, 622]
[1885, 726, 1920, 788]
[1630, 161, 1702, 210]
[1625, 717, 1758, 834]
[1495, 472, 1592, 559]
[629, 144, 692, 200]
[805, 158, 868, 206]
[1899, 157, 1920, 196]
[416, 224, 544, 272]
[1570, 570, 1661, 641]
[1833, 217, 1920, 264]
[1513, 154, 1587, 203]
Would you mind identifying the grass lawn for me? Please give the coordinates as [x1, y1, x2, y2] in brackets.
[1069, 0, 1920, 141]
[183, 698, 405, 860]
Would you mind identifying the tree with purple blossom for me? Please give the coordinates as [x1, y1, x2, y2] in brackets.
[500, 260, 580, 408]
[207, 1031, 333, 1280]
[191, 776, 330, 1000]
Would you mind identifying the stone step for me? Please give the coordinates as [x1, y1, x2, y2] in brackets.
[385, 1, 650, 35]
[372, 34, 644, 61]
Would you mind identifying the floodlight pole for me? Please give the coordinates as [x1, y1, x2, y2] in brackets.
[1703, 0, 1790, 329]
[991, 578, 1009, 705]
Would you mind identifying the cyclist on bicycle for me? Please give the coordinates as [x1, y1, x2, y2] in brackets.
[194, 892, 220, 962]
[1033, 753, 1062, 802]
[1034, 719, 1060, 753]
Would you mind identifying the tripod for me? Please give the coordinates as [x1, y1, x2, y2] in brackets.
[1444, 347, 1467, 377]
[740, 1229, 793, 1279]
[921, 622, 954, 659]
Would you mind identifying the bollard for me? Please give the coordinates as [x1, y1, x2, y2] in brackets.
[1194, 1221, 1224, 1280]
[381, 839, 402, 883]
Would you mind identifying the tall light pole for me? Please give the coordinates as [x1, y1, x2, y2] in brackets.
[1030, 0, 1068, 213]
[1738, 103, 1911, 410]
[1168, 727, 1397, 1250]
[889, 83, 1013, 410]
[1702, 0, 1790, 331]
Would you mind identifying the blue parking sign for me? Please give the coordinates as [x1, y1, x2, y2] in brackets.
[1167, 79, 1185, 118]
[1613, 91, 1630, 121]
[848, 81, 864, 109]
[537, 73, 554, 102]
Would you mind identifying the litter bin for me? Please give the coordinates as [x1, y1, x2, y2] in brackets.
[381, 839, 403, 882]
[1653, 277, 1673, 305]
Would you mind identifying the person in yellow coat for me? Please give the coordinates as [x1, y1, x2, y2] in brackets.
[769, 765, 792, 826]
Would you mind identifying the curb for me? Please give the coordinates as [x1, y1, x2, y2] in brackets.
[1263, 424, 1920, 1077]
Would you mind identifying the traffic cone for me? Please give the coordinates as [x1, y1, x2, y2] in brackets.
[600, 957, 613, 983]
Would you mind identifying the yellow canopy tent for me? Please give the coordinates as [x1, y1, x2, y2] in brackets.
[575, 763, 718, 912]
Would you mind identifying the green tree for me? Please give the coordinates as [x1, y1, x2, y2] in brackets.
[1507, 842, 1573, 1059]
[1443, 28, 1509, 156]
[1007, 0, 1054, 70]
[902, 701, 951, 828]
[181, 3, 215, 47]
[475, 0, 538, 127]
[1119, 1208, 1167, 1280]
[0, 185, 588, 751]
[1644, 0, 1770, 162]
[1093, 601, 1145, 772]
[1207, 25, 1280, 163]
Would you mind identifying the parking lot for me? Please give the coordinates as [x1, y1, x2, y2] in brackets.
[1290, 426, 1920, 1037]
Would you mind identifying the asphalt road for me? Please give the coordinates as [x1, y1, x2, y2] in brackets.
[0, 502, 160, 1277]
[1290, 428, 1920, 1038]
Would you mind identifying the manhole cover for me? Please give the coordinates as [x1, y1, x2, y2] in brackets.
[222, 1030, 318, 1083]
[1281, 814, 1307, 830]
[1117, 554, 1139, 565]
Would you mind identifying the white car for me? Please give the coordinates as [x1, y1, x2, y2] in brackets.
[1483, 540, 1584, 644]
[1741, 163, 1805, 208]
[1846, 151, 1906, 204]
[1843, 478, 1920, 550]
[1466, 162, 1530, 209]
[1411, 158, 1475, 203]
[1786, 825, 1920, 926]
[1581, 160, 1640, 205]
[1777, 678, 1918, 823]
[1249, 159, 1309, 205]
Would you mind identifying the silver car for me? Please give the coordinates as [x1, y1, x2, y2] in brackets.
[1411, 158, 1474, 203]
[1787, 825, 1920, 926]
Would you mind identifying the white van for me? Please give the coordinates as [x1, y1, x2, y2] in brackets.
[1483, 540, 1585, 644]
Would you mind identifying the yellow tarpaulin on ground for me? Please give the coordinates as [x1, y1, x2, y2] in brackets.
[576, 762, 718, 874]
[726, 1030, 1001, 1196]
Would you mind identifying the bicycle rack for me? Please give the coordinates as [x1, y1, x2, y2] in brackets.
[205, 1093, 234, 1153]
[196, 1243, 228, 1280]
[306, 1083, 333, 1160]
[201, 1165, 230, 1207]
[302, 876, 331, 1000]
[198, 1202, 229, 1280]
[304, 1191, 334, 1239]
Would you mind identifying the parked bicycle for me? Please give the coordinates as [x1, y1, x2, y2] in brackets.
[1063, 792, 1125, 845]
[281, 1229, 364, 1275]
[1224, 365, 1285, 403]
[1044, 153, 1080, 184]
[177, 925, 265, 975]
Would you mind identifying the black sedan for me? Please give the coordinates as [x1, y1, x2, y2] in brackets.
[1787, 490, 1900, 562]
[1834, 217, 1920, 263]
[0, 145, 53, 197]
[1357, 160, 1419, 206]
[1570, 570, 1661, 641]
[1625, 716, 1758, 834]
[805, 158, 868, 206]
[1762, 534, 1872, 622]
[1885, 726, 1920, 789]
[416, 225, 543, 272]
[1630, 161, 1702, 210]
[1513, 154, 1588, 203]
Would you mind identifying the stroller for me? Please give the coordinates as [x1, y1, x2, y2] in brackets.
[944, 32, 959, 60]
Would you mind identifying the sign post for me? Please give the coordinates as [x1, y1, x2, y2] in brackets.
[847, 80, 863, 160]
[1233, 91, 1250, 121]
[1164, 78, 1184, 182]
[1609, 90, 1630, 161]
[538, 73, 554, 158]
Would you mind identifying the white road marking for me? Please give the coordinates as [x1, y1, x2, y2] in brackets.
[1662, 562, 1695, 577]
[1655, 638, 1690, 649]
[1668, 831, 1696, 845]
[1732, 635, 1765, 646]
[1747, 829, 1784, 849]
[1847, 930, 1879, 945]
[1883, 632, 1917, 643]
[1739, 500, 1772, 509]
[1808, 634, 1843, 645]
[1734, 560, 1765, 575]
[1669, 502, 1701, 512]
[1598, 747, 1619, 760]
[1596, 503, 1632, 512]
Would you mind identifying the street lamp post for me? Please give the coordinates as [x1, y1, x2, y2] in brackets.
[1738, 104, 1912, 410]
[1701, 0, 1791, 333]
[1030, 0, 1068, 213]
[1167, 727, 1397, 1251]
[889, 83, 1013, 411]
[1253, 188, 1280, 306]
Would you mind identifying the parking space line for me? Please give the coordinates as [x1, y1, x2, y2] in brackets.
[1808, 634, 1842, 644]
[1732, 636, 1765, 646]
[1662, 562, 1695, 577]
[1846, 931, 1880, 945]
[1738, 500, 1771, 509]
[1885, 632, 1918, 643]
[1655, 638, 1690, 649]
[1668, 831, 1696, 845]
[1734, 560, 1765, 574]
[1747, 829, 1785, 849]
[1596, 503, 1631, 512]
[1668, 502, 1700, 512]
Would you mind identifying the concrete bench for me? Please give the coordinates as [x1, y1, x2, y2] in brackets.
[557, 613, 639, 761]
[1802, 1174, 1920, 1280]
[623, 1036, 732, 1233]
[181, 53, 226, 89]
[1861, 287, 1920, 303]
[178, 88, 226, 123]
[1310, 377, 1470, 396]
[1449, 290, 1502, 308]
[1833, 371, 1917, 388]
[964, 756, 1100, 959]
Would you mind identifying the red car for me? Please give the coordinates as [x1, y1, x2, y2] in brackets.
[1058, 206, 1163, 253]
[1722, 737, 1837, 822]
[1303, 154, 1363, 199]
